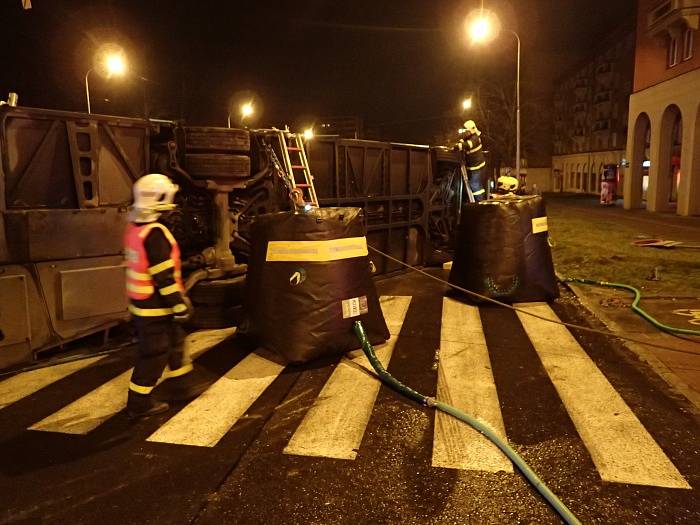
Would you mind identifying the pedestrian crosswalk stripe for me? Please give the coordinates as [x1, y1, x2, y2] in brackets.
[283, 296, 412, 460]
[515, 302, 691, 489]
[433, 298, 512, 472]
[29, 328, 236, 435]
[12, 299, 692, 490]
[0, 357, 104, 410]
[147, 348, 285, 447]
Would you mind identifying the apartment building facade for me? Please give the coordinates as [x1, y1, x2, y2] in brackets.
[551, 21, 636, 196]
[625, 0, 700, 215]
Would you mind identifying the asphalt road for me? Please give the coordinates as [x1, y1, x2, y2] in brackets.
[0, 270, 698, 524]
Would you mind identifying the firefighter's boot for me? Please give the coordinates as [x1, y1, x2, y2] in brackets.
[160, 371, 209, 402]
[126, 390, 169, 419]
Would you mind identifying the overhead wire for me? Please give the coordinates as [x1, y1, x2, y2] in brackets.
[367, 245, 700, 355]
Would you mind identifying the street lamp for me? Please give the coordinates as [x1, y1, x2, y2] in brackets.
[303, 127, 314, 141]
[228, 101, 255, 128]
[466, 9, 521, 180]
[85, 48, 127, 114]
[461, 97, 473, 111]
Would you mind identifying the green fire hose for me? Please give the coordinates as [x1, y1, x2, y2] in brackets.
[353, 321, 582, 525]
[562, 277, 700, 337]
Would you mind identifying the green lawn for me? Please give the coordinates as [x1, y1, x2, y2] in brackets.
[547, 209, 700, 298]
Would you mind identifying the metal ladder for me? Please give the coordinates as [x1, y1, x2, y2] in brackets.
[273, 128, 318, 207]
[460, 163, 475, 203]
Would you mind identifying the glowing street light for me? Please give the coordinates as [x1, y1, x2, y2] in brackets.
[303, 127, 314, 141]
[241, 102, 254, 119]
[85, 47, 127, 114]
[468, 16, 492, 43]
[462, 97, 473, 111]
[228, 101, 255, 128]
[466, 9, 521, 179]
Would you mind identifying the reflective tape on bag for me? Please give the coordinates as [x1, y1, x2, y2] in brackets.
[532, 216, 548, 234]
[266, 237, 368, 262]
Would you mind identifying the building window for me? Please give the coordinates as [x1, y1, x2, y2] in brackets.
[682, 28, 694, 61]
[668, 33, 679, 67]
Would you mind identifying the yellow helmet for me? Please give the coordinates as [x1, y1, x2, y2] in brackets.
[496, 175, 519, 194]
[463, 120, 478, 134]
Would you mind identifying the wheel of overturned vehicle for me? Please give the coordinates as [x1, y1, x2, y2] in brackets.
[188, 304, 242, 329]
[189, 276, 246, 306]
[184, 127, 250, 153]
[185, 153, 251, 180]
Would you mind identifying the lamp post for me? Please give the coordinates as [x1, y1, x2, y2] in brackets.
[467, 10, 521, 179]
[85, 50, 127, 114]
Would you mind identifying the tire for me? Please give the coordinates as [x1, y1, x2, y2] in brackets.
[189, 276, 246, 306]
[185, 153, 250, 180]
[185, 127, 250, 153]
[189, 304, 241, 329]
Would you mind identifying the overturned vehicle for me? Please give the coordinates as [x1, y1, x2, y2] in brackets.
[0, 103, 464, 369]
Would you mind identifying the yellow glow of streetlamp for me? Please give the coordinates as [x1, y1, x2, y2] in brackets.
[241, 102, 254, 118]
[469, 17, 490, 43]
[462, 97, 473, 110]
[465, 9, 500, 44]
[104, 53, 127, 77]
[303, 127, 314, 140]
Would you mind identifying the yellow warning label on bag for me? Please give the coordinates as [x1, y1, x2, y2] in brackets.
[532, 216, 548, 234]
[266, 237, 368, 262]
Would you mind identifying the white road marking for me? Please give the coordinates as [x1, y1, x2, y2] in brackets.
[0, 357, 104, 410]
[283, 295, 412, 460]
[515, 302, 690, 489]
[432, 298, 512, 472]
[147, 349, 285, 447]
[29, 328, 236, 435]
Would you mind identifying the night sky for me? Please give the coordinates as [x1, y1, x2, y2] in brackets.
[2, 0, 635, 143]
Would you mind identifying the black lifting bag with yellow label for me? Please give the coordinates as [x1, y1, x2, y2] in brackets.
[449, 195, 559, 303]
[241, 207, 390, 363]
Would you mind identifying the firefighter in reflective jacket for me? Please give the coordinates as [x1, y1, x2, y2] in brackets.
[124, 174, 196, 418]
[456, 120, 487, 201]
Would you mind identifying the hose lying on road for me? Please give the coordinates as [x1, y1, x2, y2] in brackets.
[353, 320, 582, 525]
[562, 277, 700, 337]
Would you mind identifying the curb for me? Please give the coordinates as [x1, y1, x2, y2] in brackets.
[560, 279, 700, 414]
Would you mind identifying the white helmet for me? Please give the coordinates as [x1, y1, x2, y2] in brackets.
[130, 174, 178, 222]
[496, 175, 519, 194]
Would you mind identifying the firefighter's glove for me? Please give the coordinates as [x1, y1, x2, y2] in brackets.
[174, 296, 193, 323]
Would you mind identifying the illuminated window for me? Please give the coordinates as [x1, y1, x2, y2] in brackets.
[667, 33, 678, 67]
[682, 28, 694, 61]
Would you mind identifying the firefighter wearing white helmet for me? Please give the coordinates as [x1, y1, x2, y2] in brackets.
[123, 173, 198, 419]
[455, 120, 486, 201]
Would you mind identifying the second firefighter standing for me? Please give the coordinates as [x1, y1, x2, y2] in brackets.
[456, 119, 487, 202]
[123, 173, 204, 419]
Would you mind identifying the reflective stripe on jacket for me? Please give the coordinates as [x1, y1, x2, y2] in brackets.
[464, 134, 486, 171]
[124, 222, 184, 318]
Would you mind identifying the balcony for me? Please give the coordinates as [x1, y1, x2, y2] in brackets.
[574, 78, 589, 96]
[593, 119, 611, 132]
[593, 91, 612, 111]
[595, 61, 615, 83]
[647, 0, 700, 38]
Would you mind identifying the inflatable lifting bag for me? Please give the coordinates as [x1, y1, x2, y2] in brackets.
[241, 207, 389, 363]
[449, 195, 559, 303]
